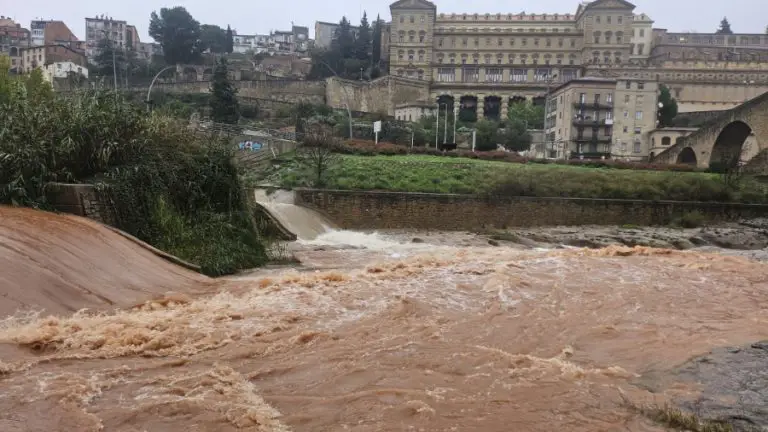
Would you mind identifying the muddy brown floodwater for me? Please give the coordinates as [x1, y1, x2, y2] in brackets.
[1, 211, 768, 432]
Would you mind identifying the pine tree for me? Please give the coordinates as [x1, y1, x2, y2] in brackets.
[371, 15, 382, 66]
[716, 17, 733, 35]
[356, 12, 372, 62]
[657, 85, 679, 127]
[333, 17, 355, 59]
[225, 25, 234, 53]
[209, 57, 239, 124]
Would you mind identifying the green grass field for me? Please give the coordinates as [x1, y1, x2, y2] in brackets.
[266, 154, 768, 203]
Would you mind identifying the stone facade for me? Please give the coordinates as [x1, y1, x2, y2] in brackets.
[326, 75, 431, 115]
[295, 189, 768, 230]
[383, 0, 768, 117]
[134, 79, 327, 105]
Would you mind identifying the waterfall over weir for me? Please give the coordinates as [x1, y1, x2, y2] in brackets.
[253, 189, 336, 241]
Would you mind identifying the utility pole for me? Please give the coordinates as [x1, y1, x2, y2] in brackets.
[542, 72, 558, 158]
[443, 104, 448, 144]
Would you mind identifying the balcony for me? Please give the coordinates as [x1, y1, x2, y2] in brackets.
[572, 118, 614, 126]
[574, 136, 612, 144]
[570, 152, 612, 160]
[572, 101, 614, 110]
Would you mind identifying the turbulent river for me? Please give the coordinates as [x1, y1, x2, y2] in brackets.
[1, 207, 767, 431]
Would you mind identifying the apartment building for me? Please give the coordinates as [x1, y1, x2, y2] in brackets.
[0, 17, 30, 73]
[20, 44, 87, 73]
[314, 21, 361, 49]
[546, 76, 659, 160]
[85, 16, 133, 60]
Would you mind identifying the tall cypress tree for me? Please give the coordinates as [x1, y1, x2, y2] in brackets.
[356, 12, 372, 62]
[371, 15, 382, 67]
[225, 25, 234, 53]
[209, 57, 239, 124]
[333, 17, 355, 59]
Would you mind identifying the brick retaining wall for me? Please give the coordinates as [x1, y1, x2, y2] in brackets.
[295, 189, 768, 230]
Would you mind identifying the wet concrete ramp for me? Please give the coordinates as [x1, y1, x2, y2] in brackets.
[0, 206, 208, 317]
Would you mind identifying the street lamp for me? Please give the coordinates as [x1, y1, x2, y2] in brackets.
[542, 72, 559, 158]
[98, 29, 117, 90]
[317, 60, 353, 139]
[146, 65, 177, 112]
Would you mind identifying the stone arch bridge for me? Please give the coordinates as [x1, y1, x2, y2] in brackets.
[654, 91, 768, 175]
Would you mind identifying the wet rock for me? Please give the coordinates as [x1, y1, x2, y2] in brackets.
[660, 341, 768, 431]
[750, 341, 768, 350]
[670, 239, 696, 250]
[487, 240, 500, 247]
[411, 238, 425, 243]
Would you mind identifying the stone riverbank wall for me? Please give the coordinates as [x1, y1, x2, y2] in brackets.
[295, 189, 768, 230]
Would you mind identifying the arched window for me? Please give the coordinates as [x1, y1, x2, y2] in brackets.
[419, 31, 426, 42]
[418, 50, 425, 62]
[408, 50, 414, 61]
[398, 50, 404, 60]
[661, 136, 672, 146]
[408, 31, 415, 42]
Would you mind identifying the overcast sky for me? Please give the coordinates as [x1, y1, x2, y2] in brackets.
[5, 0, 765, 42]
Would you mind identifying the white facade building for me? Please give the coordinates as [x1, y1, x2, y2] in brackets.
[42, 61, 88, 82]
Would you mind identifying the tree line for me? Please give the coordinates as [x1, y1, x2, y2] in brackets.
[308, 12, 386, 80]
[91, 6, 235, 82]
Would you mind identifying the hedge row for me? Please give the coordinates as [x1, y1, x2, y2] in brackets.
[333, 140, 704, 173]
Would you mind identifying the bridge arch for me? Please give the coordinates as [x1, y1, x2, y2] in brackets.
[709, 121, 753, 171]
[676, 147, 697, 165]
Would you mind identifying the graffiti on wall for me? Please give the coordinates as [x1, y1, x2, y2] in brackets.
[238, 141, 264, 151]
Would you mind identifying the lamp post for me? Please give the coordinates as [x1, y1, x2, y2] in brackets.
[435, 103, 440, 149]
[542, 72, 558, 158]
[318, 60, 353, 139]
[98, 29, 117, 90]
[145, 65, 177, 112]
[443, 104, 449, 144]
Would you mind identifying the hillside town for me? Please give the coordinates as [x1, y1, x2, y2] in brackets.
[3, 1, 768, 431]
[1, 0, 768, 163]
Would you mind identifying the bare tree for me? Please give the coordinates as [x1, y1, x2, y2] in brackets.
[295, 130, 341, 188]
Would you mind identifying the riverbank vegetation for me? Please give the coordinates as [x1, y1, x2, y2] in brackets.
[0, 59, 266, 276]
[262, 153, 768, 203]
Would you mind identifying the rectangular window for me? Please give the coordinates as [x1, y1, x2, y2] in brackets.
[606, 93, 613, 104]
[606, 111, 614, 120]
[485, 67, 503, 82]
[638, 81, 645, 90]
[511, 68, 527, 82]
[437, 67, 455, 82]
[579, 93, 586, 103]
[637, 95, 644, 104]
[625, 94, 631, 103]
[594, 94, 601, 104]
[625, 81, 631, 89]
[633, 141, 641, 153]
[634, 127, 642, 134]
[623, 111, 629, 118]
[605, 126, 612, 136]
[462, 67, 479, 83]
[635, 111, 643, 120]
[640, 29, 645, 37]
[534, 68, 551, 81]
[438, 38, 443, 47]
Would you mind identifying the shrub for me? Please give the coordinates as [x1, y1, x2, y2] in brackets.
[0, 80, 267, 276]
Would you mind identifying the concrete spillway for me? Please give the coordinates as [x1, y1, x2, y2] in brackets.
[253, 189, 336, 241]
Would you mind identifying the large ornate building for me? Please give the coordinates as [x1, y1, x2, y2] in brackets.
[386, 0, 768, 118]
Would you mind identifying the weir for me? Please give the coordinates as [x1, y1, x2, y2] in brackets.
[253, 189, 336, 241]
